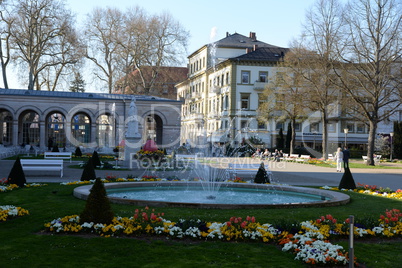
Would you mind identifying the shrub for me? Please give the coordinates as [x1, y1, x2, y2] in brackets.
[92, 151, 101, 167]
[254, 162, 270, 184]
[52, 144, 60, 152]
[79, 178, 114, 225]
[7, 156, 26, 187]
[338, 167, 356, 189]
[81, 157, 97, 181]
[75, 146, 82, 157]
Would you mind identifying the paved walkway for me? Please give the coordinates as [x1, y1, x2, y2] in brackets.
[1, 158, 401, 190]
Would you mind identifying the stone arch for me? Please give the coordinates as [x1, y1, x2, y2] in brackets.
[19, 109, 40, 146]
[144, 114, 164, 146]
[45, 110, 67, 150]
[0, 109, 13, 145]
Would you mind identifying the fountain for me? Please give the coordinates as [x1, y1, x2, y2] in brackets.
[73, 157, 350, 209]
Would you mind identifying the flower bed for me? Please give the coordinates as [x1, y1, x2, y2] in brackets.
[321, 183, 402, 200]
[0, 182, 47, 192]
[44, 206, 402, 266]
[0, 205, 29, 221]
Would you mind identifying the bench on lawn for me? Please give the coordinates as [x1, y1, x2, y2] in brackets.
[296, 154, 311, 163]
[285, 154, 299, 162]
[328, 154, 334, 161]
[362, 155, 381, 165]
[228, 163, 272, 180]
[44, 152, 72, 162]
[20, 159, 63, 177]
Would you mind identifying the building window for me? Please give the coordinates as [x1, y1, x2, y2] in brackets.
[276, 122, 284, 130]
[258, 71, 268, 82]
[356, 124, 365, 133]
[241, 71, 250, 84]
[226, 73, 229, 85]
[294, 122, 301, 132]
[310, 122, 320, 133]
[240, 94, 250, 110]
[258, 121, 266, 129]
[224, 95, 229, 110]
[328, 123, 336, 133]
[241, 120, 248, 130]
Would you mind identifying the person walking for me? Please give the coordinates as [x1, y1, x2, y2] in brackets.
[343, 146, 350, 169]
[335, 147, 344, 172]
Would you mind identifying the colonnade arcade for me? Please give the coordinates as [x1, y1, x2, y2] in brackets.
[0, 108, 118, 150]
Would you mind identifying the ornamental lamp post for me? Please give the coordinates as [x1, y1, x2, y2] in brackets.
[390, 132, 394, 162]
[344, 128, 349, 147]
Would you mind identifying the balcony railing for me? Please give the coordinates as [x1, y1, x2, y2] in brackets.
[253, 81, 268, 91]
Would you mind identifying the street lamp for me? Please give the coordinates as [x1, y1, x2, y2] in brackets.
[344, 128, 349, 147]
[390, 132, 394, 162]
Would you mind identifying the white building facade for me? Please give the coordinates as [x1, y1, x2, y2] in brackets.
[176, 32, 400, 156]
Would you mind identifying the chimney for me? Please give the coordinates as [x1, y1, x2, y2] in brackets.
[246, 48, 252, 53]
[226, 32, 230, 37]
[253, 44, 258, 51]
[249, 32, 256, 41]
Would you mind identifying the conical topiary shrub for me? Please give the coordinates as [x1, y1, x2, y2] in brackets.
[338, 167, 356, 190]
[81, 157, 97, 181]
[52, 144, 60, 152]
[92, 151, 101, 167]
[254, 162, 270, 184]
[7, 156, 26, 187]
[79, 178, 114, 224]
[75, 146, 82, 157]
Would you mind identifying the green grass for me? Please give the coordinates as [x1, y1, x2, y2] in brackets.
[1, 184, 401, 267]
[313, 161, 402, 169]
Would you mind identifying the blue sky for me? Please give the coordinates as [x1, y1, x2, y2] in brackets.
[67, 0, 318, 53]
[3, 0, 318, 90]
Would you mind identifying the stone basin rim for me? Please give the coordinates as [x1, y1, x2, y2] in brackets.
[73, 181, 350, 209]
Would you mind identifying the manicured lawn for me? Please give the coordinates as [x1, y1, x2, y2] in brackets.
[1, 183, 401, 267]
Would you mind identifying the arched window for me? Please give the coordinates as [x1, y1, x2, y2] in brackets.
[47, 112, 66, 149]
[0, 110, 12, 145]
[20, 111, 40, 146]
[96, 114, 115, 148]
[71, 113, 90, 145]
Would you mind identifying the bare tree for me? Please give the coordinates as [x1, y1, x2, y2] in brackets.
[334, 0, 402, 165]
[0, 1, 13, 89]
[7, 0, 79, 90]
[84, 7, 123, 94]
[294, 0, 344, 159]
[258, 55, 309, 154]
[118, 7, 189, 95]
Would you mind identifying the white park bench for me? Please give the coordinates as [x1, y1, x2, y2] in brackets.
[228, 163, 272, 180]
[20, 159, 64, 178]
[296, 155, 311, 163]
[363, 155, 381, 165]
[285, 154, 299, 162]
[44, 152, 72, 162]
[328, 154, 334, 161]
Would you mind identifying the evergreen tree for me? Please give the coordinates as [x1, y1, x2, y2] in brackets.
[393, 121, 402, 159]
[92, 151, 101, 167]
[254, 162, 270, 184]
[285, 123, 292, 149]
[69, 72, 86, 92]
[7, 156, 26, 187]
[276, 128, 284, 148]
[52, 143, 60, 152]
[338, 167, 356, 190]
[79, 178, 114, 224]
[75, 146, 82, 157]
[81, 157, 97, 181]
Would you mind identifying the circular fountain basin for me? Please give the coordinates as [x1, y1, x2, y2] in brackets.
[73, 182, 350, 209]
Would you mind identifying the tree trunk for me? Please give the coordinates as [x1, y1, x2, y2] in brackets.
[290, 118, 296, 155]
[367, 120, 377, 166]
[321, 110, 328, 160]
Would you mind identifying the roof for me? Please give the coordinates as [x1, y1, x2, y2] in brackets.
[233, 46, 289, 62]
[214, 32, 276, 49]
[0, 88, 180, 102]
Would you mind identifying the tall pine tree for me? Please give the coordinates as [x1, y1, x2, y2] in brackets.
[69, 72, 85, 93]
[393, 121, 402, 159]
